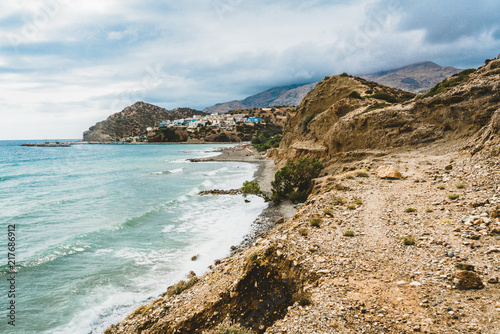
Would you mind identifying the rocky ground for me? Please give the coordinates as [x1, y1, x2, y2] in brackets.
[105, 142, 500, 334]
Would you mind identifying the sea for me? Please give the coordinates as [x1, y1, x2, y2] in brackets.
[0, 140, 267, 334]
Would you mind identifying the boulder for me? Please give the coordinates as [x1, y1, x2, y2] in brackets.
[376, 166, 403, 179]
[453, 270, 484, 290]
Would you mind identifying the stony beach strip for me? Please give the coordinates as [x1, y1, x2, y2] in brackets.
[105, 143, 500, 334]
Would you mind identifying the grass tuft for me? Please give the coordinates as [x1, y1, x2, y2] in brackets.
[343, 230, 355, 237]
[403, 236, 415, 245]
[298, 228, 309, 236]
[293, 292, 312, 306]
[309, 218, 322, 227]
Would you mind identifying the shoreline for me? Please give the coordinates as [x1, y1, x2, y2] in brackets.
[201, 145, 296, 254]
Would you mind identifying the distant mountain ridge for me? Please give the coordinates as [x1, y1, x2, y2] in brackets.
[203, 82, 317, 114]
[203, 61, 462, 114]
[361, 61, 462, 94]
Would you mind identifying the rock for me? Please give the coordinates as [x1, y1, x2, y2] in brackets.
[491, 207, 500, 219]
[376, 166, 403, 179]
[487, 277, 499, 284]
[486, 248, 500, 254]
[445, 164, 453, 171]
[410, 281, 422, 286]
[191, 255, 198, 261]
[447, 251, 455, 258]
[455, 263, 475, 271]
[453, 270, 484, 290]
[275, 217, 285, 224]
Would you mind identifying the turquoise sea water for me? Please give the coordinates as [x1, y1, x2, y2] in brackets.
[0, 141, 266, 334]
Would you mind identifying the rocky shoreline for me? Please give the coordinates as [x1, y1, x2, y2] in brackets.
[198, 145, 297, 254]
[105, 142, 500, 334]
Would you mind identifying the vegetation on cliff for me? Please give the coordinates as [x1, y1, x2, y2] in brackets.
[271, 158, 324, 203]
[83, 102, 203, 142]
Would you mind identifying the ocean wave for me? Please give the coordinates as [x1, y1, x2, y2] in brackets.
[1, 243, 92, 274]
[165, 159, 189, 163]
[169, 168, 183, 174]
[149, 170, 172, 175]
[149, 167, 183, 176]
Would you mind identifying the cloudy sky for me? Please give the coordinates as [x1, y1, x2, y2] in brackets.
[1, 0, 499, 140]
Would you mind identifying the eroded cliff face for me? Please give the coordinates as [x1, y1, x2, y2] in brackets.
[271, 54, 500, 166]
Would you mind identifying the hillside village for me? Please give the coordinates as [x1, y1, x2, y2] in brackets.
[145, 107, 290, 143]
[152, 113, 263, 132]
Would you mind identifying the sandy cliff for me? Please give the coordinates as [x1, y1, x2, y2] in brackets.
[271, 55, 500, 166]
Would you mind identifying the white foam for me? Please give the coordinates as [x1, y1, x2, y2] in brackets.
[169, 168, 183, 174]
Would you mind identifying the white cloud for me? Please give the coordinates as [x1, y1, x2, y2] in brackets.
[0, 0, 499, 139]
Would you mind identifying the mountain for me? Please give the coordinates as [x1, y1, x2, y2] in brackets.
[361, 61, 462, 94]
[270, 55, 500, 165]
[203, 82, 317, 114]
[83, 102, 204, 142]
[203, 62, 461, 114]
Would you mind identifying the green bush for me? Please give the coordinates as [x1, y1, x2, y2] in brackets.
[271, 158, 324, 203]
[343, 230, 355, 237]
[348, 91, 363, 99]
[423, 68, 476, 98]
[166, 276, 198, 297]
[309, 218, 322, 227]
[293, 292, 312, 306]
[368, 92, 399, 103]
[241, 181, 269, 201]
[362, 103, 390, 114]
[299, 114, 316, 133]
[403, 236, 415, 245]
[251, 133, 282, 152]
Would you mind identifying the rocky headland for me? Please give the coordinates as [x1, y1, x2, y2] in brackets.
[105, 53, 500, 334]
[83, 102, 204, 142]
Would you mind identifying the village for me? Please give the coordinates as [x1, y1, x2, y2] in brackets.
[105, 107, 290, 143]
[147, 113, 263, 133]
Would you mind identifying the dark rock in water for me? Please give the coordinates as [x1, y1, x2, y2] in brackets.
[245, 199, 251, 203]
[453, 270, 484, 290]
[191, 255, 198, 261]
[198, 189, 242, 196]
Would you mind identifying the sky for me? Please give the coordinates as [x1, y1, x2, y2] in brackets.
[1, 0, 499, 140]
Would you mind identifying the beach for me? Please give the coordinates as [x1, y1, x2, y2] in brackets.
[193, 144, 297, 253]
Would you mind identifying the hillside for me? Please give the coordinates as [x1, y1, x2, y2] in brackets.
[203, 83, 317, 114]
[83, 102, 204, 142]
[361, 61, 461, 94]
[271, 55, 500, 166]
[105, 54, 500, 334]
[147, 107, 291, 143]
